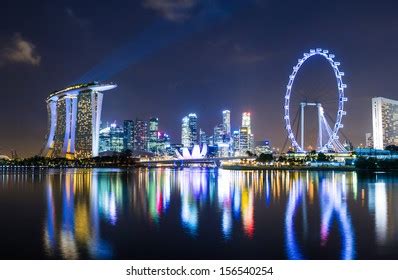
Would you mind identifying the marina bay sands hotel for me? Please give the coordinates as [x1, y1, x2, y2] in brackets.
[42, 82, 117, 159]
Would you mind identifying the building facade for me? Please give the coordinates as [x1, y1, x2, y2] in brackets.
[148, 118, 159, 153]
[181, 113, 198, 147]
[123, 120, 134, 151]
[133, 119, 148, 152]
[222, 110, 231, 137]
[372, 97, 398, 149]
[42, 82, 117, 159]
[365, 132, 373, 148]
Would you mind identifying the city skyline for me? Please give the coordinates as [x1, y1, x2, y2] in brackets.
[1, 0, 398, 157]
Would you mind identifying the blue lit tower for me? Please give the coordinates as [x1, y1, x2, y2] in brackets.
[181, 113, 198, 148]
[42, 82, 117, 159]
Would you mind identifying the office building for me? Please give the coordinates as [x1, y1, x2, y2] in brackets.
[242, 112, 251, 132]
[199, 129, 207, 145]
[99, 122, 124, 153]
[134, 119, 148, 151]
[222, 110, 231, 136]
[232, 130, 240, 155]
[214, 123, 225, 145]
[181, 113, 198, 147]
[148, 117, 159, 153]
[123, 120, 134, 151]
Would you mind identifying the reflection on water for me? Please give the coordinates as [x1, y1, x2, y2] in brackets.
[2, 168, 398, 259]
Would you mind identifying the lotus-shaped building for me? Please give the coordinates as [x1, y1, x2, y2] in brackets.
[175, 144, 207, 159]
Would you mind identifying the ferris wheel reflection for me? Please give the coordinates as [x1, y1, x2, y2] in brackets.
[285, 172, 355, 260]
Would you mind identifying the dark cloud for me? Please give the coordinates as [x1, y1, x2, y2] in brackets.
[0, 33, 41, 66]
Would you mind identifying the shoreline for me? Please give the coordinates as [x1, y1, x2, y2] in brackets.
[2, 164, 398, 173]
[220, 164, 357, 172]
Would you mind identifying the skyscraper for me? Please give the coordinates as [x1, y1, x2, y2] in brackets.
[182, 116, 190, 147]
[181, 113, 198, 147]
[42, 82, 117, 159]
[214, 123, 225, 145]
[134, 119, 148, 152]
[242, 112, 251, 132]
[372, 97, 398, 149]
[239, 127, 250, 155]
[157, 132, 171, 154]
[232, 130, 240, 155]
[199, 129, 207, 145]
[123, 120, 134, 151]
[109, 123, 124, 152]
[239, 112, 254, 154]
[99, 122, 124, 153]
[148, 117, 159, 153]
[222, 110, 231, 136]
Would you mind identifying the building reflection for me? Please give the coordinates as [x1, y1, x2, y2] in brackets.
[284, 172, 356, 260]
[43, 169, 120, 259]
[41, 168, 398, 260]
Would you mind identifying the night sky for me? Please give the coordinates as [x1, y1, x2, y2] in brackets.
[1, 0, 398, 157]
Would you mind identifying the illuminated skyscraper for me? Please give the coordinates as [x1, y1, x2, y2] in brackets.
[123, 120, 134, 151]
[232, 130, 240, 155]
[109, 123, 124, 152]
[239, 127, 250, 154]
[214, 124, 225, 145]
[181, 113, 198, 147]
[182, 116, 190, 147]
[148, 117, 159, 153]
[42, 82, 117, 159]
[242, 112, 251, 132]
[222, 110, 231, 136]
[99, 122, 124, 153]
[199, 129, 207, 145]
[372, 97, 398, 149]
[134, 119, 148, 151]
[239, 112, 254, 154]
[157, 132, 171, 154]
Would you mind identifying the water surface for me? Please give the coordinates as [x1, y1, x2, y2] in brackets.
[0, 167, 397, 260]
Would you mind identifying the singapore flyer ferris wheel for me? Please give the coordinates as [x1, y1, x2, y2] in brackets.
[284, 48, 348, 153]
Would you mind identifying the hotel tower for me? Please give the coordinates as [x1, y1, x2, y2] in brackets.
[42, 82, 117, 159]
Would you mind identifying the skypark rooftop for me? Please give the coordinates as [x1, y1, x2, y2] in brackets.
[47, 81, 117, 101]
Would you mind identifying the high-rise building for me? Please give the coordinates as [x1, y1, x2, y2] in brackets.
[199, 129, 207, 145]
[232, 130, 240, 155]
[157, 132, 171, 154]
[123, 120, 134, 151]
[372, 97, 398, 149]
[99, 122, 124, 153]
[239, 127, 250, 155]
[239, 112, 254, 154]
[181, 113, 198, 147]
[109, 123, 124, 152]
[214, 123, 225, 145]
[222, 110, 231, 136]
[99, 124, 111, 153]
[182, 116, 190, 147]
[365, 132, 373, 148]
[134, 119, 148, 151]
[242, 112, 251, 132]
[42, 82, 117, 159]
[148, 117, 159, 153]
